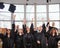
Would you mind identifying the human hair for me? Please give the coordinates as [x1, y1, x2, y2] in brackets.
[50, 28, 57, 36]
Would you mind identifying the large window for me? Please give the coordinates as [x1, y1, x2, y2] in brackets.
[26, 5, 34, 27]
[0, 4, 11, 29]
[36, 5, 47, 27]
[0, 4, 60, 29]
[49, 4, 60, 29]
[14, 5, 24, 28]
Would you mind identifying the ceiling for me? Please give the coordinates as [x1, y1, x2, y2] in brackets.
[0, 0, 60, 5]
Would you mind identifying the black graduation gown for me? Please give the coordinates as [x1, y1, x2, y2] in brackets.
[23, 33, 34, 48]
[15, 33, 24, 48]
[10, 23, 15, 41]
[36, 32, 46, 48]
[0, 33, 14, 48]
[10, 21, 15, 47]
[30, 23, 37, 48]
[48, 35, 60, 48]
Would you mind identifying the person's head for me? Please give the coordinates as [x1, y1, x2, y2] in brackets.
[52, 22, 55, 27]
[38, 26, 43, 32]
[17, 25, 19, 29]
[34, 28, 37, 31]
[26, 26, 30, 33]
[18, 29, 23, 35]
[50, 28, 57, 36]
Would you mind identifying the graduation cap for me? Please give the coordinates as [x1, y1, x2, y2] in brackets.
[0, 2, 5, 9]
[47, 0, 49, 3]
[8, 4, 16, 13]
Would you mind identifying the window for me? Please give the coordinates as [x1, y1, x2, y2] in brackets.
[14, 13, 24, 20]
[49, 4, 59, 12]
[49, 13, 59, 20]
[50, 22, 60, 29]
[36, 5, 47, 12]
[14, 5, 24, 29]
[26, 5, 34, 27]
[26, 22, 35, 28]
[26, 13, 34, 20]
[37, 22, 47, 27]
[15, 22, 23, 29]
[0, 4, 11, 29]
[26, 5, 34, 12]
[15, 5, 24, 12]
[36, 5, 47, 27]
[0, 21, 11, 29]
[0, 4, 60, 29]
[0, 13, 11, 20]
[36, 13, 47, 20]
[49, 4, 60, 29]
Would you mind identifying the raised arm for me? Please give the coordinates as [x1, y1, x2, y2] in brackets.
[12, 15, 16, 30]
[30, 18, 34, 34]
[41, 18, 46, 29]
[23, 19, 27, 34]
[10, 15, 16, 39]
[46, 18, 50, 27]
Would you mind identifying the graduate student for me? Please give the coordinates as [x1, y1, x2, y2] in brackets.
[14, 25, 24, 48]
[30, 18, 37, 48]
[48, 28, 60, 48]
[23, 19, 27, 34]
[23, 19, 35, 48]
[0, 15, 16, 48]
[36, 26, 46, 48]
[0, 29, 14, 48]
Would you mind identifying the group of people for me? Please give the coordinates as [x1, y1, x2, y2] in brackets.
[0, 15, 60, 48]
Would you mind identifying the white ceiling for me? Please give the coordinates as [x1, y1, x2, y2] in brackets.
[0, 0, 60, 5]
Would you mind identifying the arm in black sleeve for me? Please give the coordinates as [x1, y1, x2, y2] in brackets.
[10, 19, 15, 39]
[46, 22, 49, 27]
[42, 23, 46, 35]
[23, 24, 27, 34]
[30, 23, 34, 34]
[42, 23, 46, 29]
[12, 20, 15, 30]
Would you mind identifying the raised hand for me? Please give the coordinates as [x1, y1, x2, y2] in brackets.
[23, 18, 26, 24]
[13, 15, 16, 20]
[48, 18, 50, 22]
[41, 18, 44, 22]
[31, 18, 34, 23]
[37, 40, 40, 44]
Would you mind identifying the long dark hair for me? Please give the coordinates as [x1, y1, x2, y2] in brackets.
[50, 28, 57, 36]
